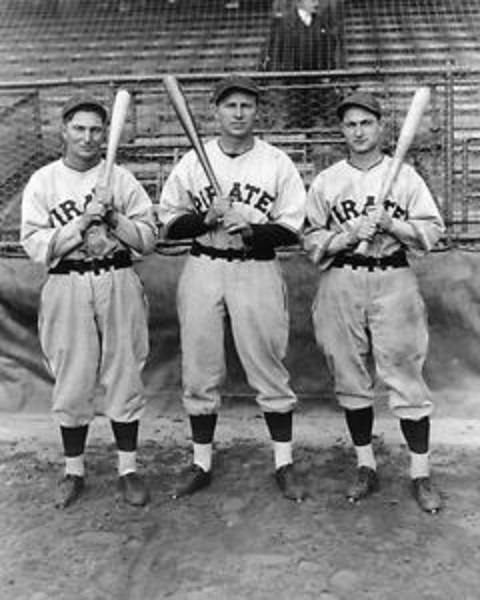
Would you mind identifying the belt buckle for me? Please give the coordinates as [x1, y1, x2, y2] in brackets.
[85, 257, 104, 275]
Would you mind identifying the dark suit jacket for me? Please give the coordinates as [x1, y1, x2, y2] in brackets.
[261, 6, 337, 71]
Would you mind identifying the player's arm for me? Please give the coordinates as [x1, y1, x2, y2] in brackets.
[103, 167, 157, 254]
[376, 168, 445, 252]
[223, 211, 298, 249]
[21, 175, 92, 266]
[158, 153, 216, 240]
[166, 212, 214, 239]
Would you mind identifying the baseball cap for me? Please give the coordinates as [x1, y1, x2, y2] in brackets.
[212, 75, 260, 104]
[337, 91, 382, 120]
[61, 93, 108, 122]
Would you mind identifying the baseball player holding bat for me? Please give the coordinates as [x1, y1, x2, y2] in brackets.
[21, 93, 157, 509]
[303, 90, 445, 513]
[158, 74, 307, 501]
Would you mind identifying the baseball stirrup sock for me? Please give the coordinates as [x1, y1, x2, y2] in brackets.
[344, 407, 374, 446]
[264, 411, 293, 442]
[111, 420, 139, 452]
[60, 425, 89, 457]
[190, 414, 217, 444]
[400, 417, 430, 454]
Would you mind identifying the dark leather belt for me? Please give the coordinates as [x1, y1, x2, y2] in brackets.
[49, 250, 132, 275]
[190, 241, 275, 261]
[331, 250, 408, 271]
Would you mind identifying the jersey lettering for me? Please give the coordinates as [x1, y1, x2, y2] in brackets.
[229, 182, 243, 204]
[189, 181, 275, 216]
[50, 199, 82, 226]
[188, 190, 210, 212]
[244, 183, 261, 204]
[341, 200, 360, 221]
[254, 190, 275, 214]
[332, 196, 407, 226]
[361, 195, 376, 215]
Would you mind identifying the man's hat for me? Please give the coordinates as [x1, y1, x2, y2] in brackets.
[212, 75, 260, 104]
[337, 91, 382, 120]
[61, 93, 108, 122]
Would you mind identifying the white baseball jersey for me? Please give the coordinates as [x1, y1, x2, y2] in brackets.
[158, 137, 305, 244]
[303, 155, 444, 268]
[22, 158, 156, 266]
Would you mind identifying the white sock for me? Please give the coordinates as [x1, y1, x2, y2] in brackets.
[65, 455, 85, 477]
[410, 451, 430, 479]
[355, 444, 377, 470]
[193, 443, 213, 472]
[273, 441, 293, 470]
[118, 450, 137, 476]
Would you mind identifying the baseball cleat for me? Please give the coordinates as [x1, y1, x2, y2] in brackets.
[55, 474, 85, 509]
[346, 466, 379, 503]
[411, 477, 442, 514]
[275, 463, 306, 502]
[118, 472, 150, 507]
[173, 464, 212, 499]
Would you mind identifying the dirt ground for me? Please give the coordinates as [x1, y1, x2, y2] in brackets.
[2, 408, 480, 600]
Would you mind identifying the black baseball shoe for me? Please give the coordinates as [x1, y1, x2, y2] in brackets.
[275, 464, 306, 502]
[118, 472, 150, 507]
[411, 477, 442, 514]
[55, 474, 85, 509]
[173, 464, 212, 499]
[346, 466, 379, 503]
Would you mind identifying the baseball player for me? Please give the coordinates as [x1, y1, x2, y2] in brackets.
[158, 74, 307, 501]
[21, 93, 157, 508]
[303, 91, 445, 513]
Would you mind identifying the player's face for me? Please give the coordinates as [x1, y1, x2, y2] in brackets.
[341, 107, 384, 156]
[61, 110, 106, 170]
[215, 91, 258, 140]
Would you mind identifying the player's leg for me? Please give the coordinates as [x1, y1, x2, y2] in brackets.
[39, 275, 100, 508]
[370, 269, 441, 513]
[227, 261, 304, 501]
[344, 406, 379, 502]
[175, 257, 227, 497]
[95, 268, 150, 506]
[312, 268, 378, 501]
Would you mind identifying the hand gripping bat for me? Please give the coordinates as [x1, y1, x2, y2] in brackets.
[355, 86, 431, 255]
[84, 88, 131, 257]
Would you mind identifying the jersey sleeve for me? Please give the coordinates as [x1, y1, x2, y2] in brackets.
[269, 150, 307, 233]
[157, 152, 197, 233]
[397, 164, 445, 253]
[302, 172, 338, 268]
[109, 165, 157, 255]
[21, 169, 82, 266]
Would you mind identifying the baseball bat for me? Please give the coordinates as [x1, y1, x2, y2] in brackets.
[163, 74, 223, 199]
[101, 88, 131, 188]
[356, 86, 431, 255]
